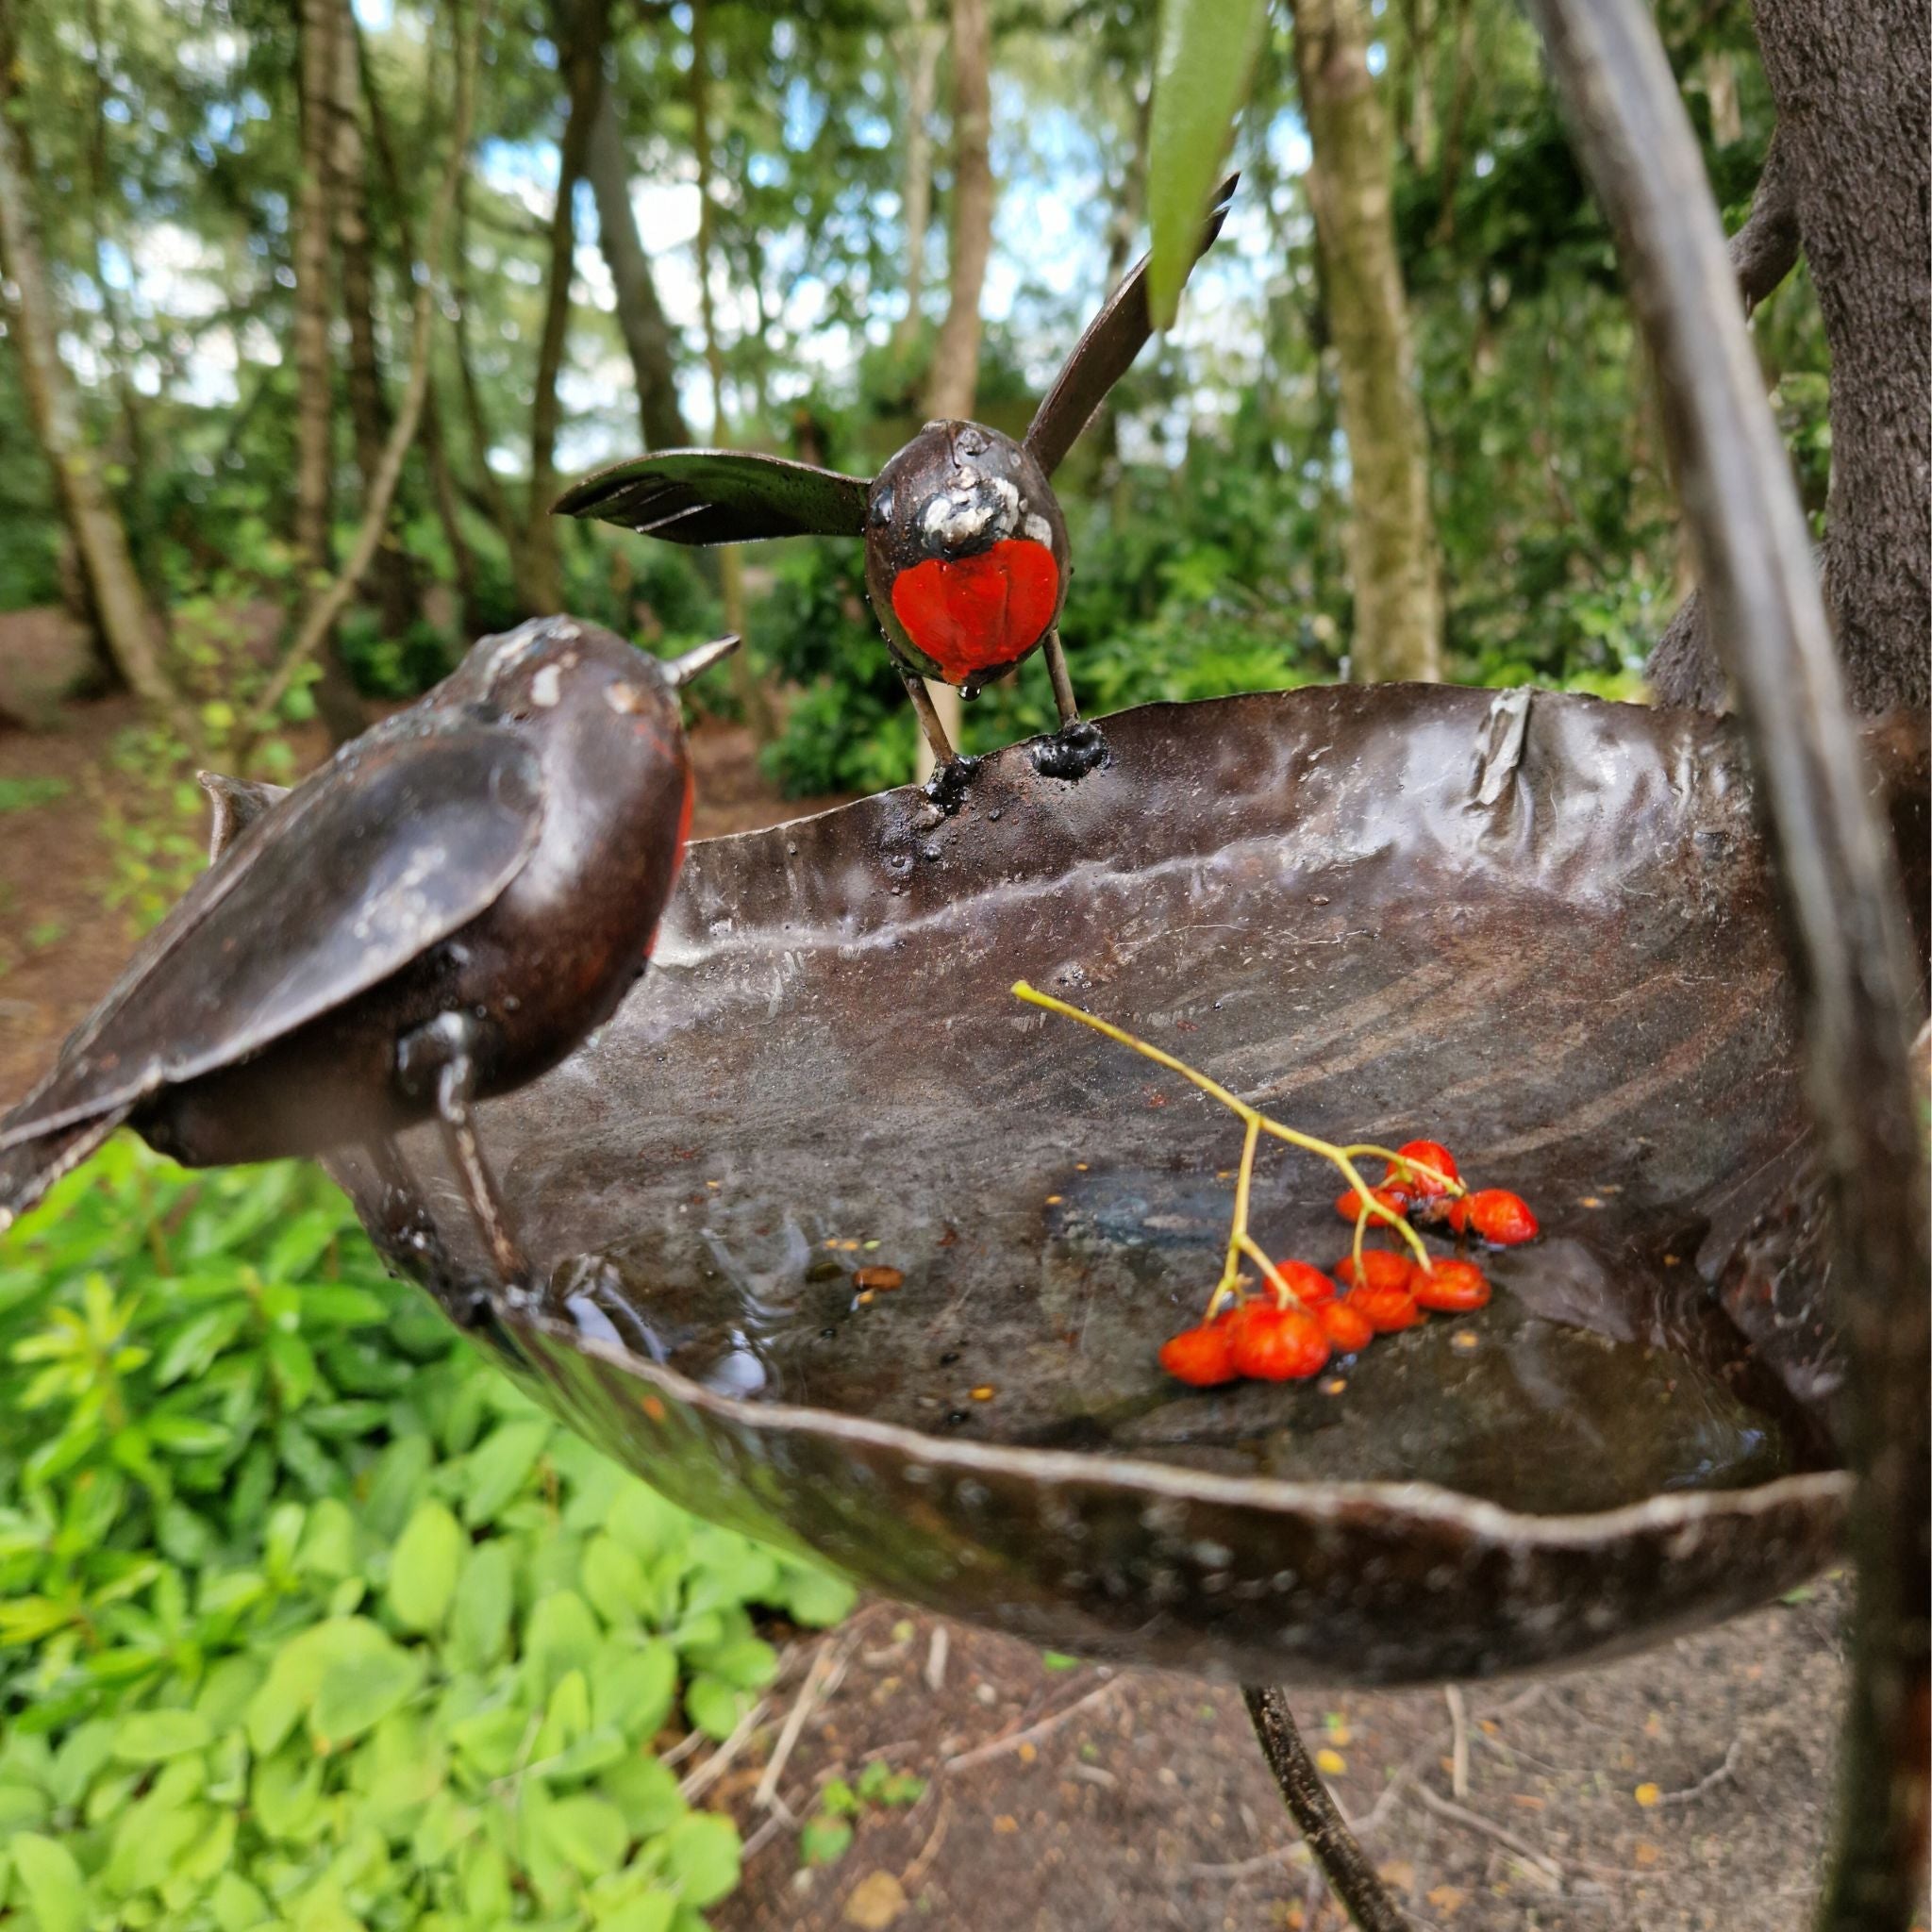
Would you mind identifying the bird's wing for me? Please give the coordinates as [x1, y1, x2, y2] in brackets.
[554, 449, 871, 545]
[1024, 174, 1239, 478]
[1, 720, 542, 1145]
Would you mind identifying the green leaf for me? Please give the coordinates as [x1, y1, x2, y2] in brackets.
[310, 1625, 424, 1749]
[597, 1892, 677, 1932]
[448, 1540, 513, 1671]
[780, 1564, 857, 1629]
[684, 1674, 749, 1741]
[580, 1534, 649, 1628]
[541, 1792, 627, 1878]
[591, 1639, 676, 1738]
[10, 1831, 89, 1932]
[658, 1811, 740, 1907]
[604, 1754, 684, 1840]
[1145, 0, 1268, 326]
[359, 1435, 433, 1542]
[461, 1420, 551, 1526]
[112, 1708, 211, 1763]
[208, 1870, 274, 1932]
[798, 1814, 853, 1868]
[389, 1500, 465, 1634]
[524, 1591, 600, 1704]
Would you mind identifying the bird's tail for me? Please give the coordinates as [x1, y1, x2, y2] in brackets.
[0, 1107, 128, 1237]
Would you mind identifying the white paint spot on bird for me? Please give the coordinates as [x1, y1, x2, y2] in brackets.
[605, 682, 644, 714]
[530, 663, 563, 708]
[1023, 512, 1051, 545]
[922, 471, 1021, 549]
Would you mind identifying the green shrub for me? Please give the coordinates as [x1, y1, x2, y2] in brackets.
[0, 1142, 856, 1930]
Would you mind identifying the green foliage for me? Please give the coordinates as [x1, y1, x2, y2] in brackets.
[0, 1141, 857, 1930]
[0, 780, 71, 816]
[797, 1759, 925, 1871]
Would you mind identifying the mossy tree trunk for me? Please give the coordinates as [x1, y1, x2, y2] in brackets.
[1291, 0, 1443, 683]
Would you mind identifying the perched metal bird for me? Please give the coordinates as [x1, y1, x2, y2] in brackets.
[556, 178, 1236, 798]
[0, 618, 738, 1310]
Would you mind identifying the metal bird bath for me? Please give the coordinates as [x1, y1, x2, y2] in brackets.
[332, 682, 1914, 1685]
[334, 0, 1927, 1914]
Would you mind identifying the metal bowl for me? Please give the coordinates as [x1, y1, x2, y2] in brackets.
[330, 682, 1921, 1686]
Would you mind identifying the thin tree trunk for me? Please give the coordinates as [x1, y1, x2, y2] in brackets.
[584, 82, 693, 452]
[356, 22, 486, 635]
[1651, 0, 1928, 715]
[917, 0, 994, 776]
[1291, 0, 1443, 682]
[690, 0, 774, 741]
[245, 0, 477, 743]
[292, 0, 367, 742]
[524, 0, 608, 615]
[330, 0, 419, 641]
[926, 0, 993, 423]
[0, 21, 199, 752]
[891, 0, 943, 358]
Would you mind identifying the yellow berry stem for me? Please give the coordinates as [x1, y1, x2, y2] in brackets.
[1011, 981, 1436, 1287]
[1207, 1117, 1261, 1319]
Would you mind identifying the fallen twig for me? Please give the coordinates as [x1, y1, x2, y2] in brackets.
[1411, 1780, 1564, 1890]
[941, 1675, 1120, 1774]
[754, 1638, 843, 1810]
[1657, 1737, 1744, 1807]
[679, 1696, 771, 1802]
[1445, 1685, 1470, 1800]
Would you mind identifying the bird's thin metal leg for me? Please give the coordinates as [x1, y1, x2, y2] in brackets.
[1242, 1687, 1410, 1932]
[1042, 627, 1081, 728]
[900, 670, 978, 807]
[397, 1011, 529, 1311]
[1031, 628, 1107, 781]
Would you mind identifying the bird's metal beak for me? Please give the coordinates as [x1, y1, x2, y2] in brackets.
[666, 633, 741, 690]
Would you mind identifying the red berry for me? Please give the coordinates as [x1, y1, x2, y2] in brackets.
[1318, 1298, 1376, 1351]
[1334, 1185, 1411, 1223]
[1411, 1257, 1491, 1312]
[1226, 1305, 1332, 1381]
[1158, 1322, 1240, 1387]
[1274, 1259, 1339, 1306]
[1345, 1284, 1422, 1333]
[1464, 1189, 1539, 1245]
[1391, 1140, 1459, 1198]
[1334, 1250, 1417, 1294]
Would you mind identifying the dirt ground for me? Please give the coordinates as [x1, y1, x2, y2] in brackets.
[0, 691, 1908, 1932]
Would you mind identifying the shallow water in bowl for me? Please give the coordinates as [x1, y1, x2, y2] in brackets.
[550, 1155, 1816, 1517]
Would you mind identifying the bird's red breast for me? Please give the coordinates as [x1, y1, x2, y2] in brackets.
[890, 538, 1060, 686]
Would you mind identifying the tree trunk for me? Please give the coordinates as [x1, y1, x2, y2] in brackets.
[330, 0, 419, 643]
[584, 82, 693, 452]
[292, 0, 367, 742]
[1291, 0, 1442, 684]
[917, 0, 995, 776]
[690, 0, 775, 741]
[1649, 0, 1928, 714]
[355, 22, 485, 637]
[926, 0, 993, 423]
[524, 0, 608, 616]
[0, 22, 198, 750]
[891, 0, 944, 358]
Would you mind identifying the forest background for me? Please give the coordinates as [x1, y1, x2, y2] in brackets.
[0, 0, 1823, 795]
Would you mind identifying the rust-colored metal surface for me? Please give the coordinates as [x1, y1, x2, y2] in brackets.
[333, 685, 1926, 1687]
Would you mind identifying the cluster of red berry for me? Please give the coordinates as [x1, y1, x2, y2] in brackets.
[1158, 1141, 1540, 1389]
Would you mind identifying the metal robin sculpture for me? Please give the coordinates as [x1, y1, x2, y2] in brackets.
[0, 618, 738, 1314]
[556, 178, 1236, 799]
